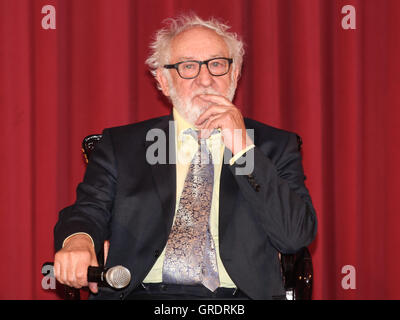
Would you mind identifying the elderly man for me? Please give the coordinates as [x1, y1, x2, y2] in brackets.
[54, 15, 317, 300]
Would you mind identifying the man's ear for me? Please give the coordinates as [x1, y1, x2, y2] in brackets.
[233, 66, 241, 83]
[156, 68, 170, 97]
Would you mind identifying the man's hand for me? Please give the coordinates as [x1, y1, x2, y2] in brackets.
[54, 234, 99, 293]
[195, 94, 253, 155]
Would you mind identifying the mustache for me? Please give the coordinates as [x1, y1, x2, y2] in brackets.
[189, 88, 224, 104]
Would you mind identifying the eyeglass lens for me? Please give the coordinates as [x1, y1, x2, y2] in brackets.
[178, 58, 230, 78]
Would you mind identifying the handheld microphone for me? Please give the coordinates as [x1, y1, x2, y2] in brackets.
[42, 263, 131, 290]
[87, 265, 131, 289]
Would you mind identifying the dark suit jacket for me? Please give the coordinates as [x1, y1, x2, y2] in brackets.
[54, 114, 317, 300]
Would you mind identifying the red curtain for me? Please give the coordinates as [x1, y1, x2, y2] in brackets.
[1, 0, 399, 300]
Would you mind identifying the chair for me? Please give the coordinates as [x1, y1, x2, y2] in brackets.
[60, 134, 314, 300]
[280, 247, 313, 300]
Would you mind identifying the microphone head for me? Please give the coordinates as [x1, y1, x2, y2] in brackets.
[105, 265, 131, 289]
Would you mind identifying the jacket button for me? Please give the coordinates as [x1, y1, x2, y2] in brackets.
[154, 249, 161, 258]
[119, 292, 124, 300]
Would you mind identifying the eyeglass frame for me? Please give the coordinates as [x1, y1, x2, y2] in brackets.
[163, 57, 233, 79]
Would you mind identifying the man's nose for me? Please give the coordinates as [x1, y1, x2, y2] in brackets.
[195, 63, 213, 87]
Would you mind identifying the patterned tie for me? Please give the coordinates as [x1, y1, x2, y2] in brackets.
[162, 129, 220, 292]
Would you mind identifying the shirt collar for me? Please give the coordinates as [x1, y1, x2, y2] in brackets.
[173, 107, 222, 147]
[173, 108, 195, 137]
[173, 108, 224, 164]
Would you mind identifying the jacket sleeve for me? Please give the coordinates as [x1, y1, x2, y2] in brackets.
[230, 132, 317, 254]
[54, 129, 117, 254]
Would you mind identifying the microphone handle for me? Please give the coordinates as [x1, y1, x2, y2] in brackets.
[87, 266, 110, 287]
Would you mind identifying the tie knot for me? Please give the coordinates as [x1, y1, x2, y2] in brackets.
[183, 128, 200, 141]
[183, 128, 219, 143]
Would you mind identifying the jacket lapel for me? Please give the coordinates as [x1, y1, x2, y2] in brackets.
[219, 120, 256, 244]
[218, 149, 239, 243]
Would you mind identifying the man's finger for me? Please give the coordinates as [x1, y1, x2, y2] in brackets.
[199, 94, 231, 105]
[66, 260, 78, 287]
[53, 261, 60, 283]
[88, 282, 98, 294]
[195, 105, 228, 126]
[202, 117, 224, 133]
[59, 259, 70, 285]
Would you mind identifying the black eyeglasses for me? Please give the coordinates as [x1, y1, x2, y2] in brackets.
[164, 57, 233, 79]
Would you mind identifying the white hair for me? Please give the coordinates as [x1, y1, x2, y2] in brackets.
[145, 14, 245, 89]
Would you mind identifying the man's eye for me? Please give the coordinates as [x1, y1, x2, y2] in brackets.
[183, 63, 196, 69]
[211, 62, 222, 67]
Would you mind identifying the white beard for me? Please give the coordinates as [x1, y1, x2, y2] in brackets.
[168, 79, 237, 125]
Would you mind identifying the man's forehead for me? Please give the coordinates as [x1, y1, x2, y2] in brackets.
[170, 26, 229, 60]
[176, 54, 225, 61]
